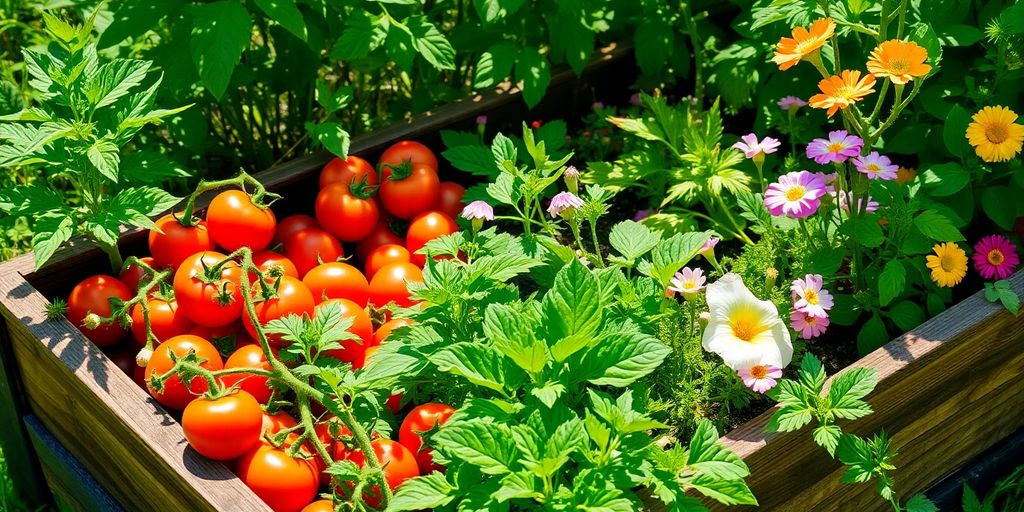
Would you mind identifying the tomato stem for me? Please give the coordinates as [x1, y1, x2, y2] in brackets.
[177, 172, 283, 228]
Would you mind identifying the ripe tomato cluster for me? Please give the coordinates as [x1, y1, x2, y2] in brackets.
[64, 141, 465, 512]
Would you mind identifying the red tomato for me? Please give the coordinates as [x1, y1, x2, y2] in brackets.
[66, 275, 133, 346]
[386, 393, 404, 415]
[315, 183, 380, 242]
[205, 190, 277, 252]
[242, 276, 316, 347]
[149, 214, 216, 270]
[237, 444, 319, 512]
[406, 211, 458, 267]
[302, 262, 370, 307]
[282, 228, 344, 278]
[274, 214, 319, 245]
[300, 500, 335, 512]
[261, 410, 298, 441]
[364, 244, 411, 280]
[378, 140, 438, 171]
[119, 256, 160, 292]
[346, 439, 420, 503]
[375, 318, 413, 345]
[434, 182, 466, 219]
[130, 298, 193, 346]
[368, 262, 423, 308]
[144, 335, 224, 410]
[319, 155, 378, 190]
[355, 220, 404, 262]
[252, 251, 299, 279]
[380, 163, 440, 220]
[220, 344, 273, 404]
[173, 251, 243, 327]
[399, 403, 455, 473]
[182, 390, 262, 460]
[316, 299, 374, 368]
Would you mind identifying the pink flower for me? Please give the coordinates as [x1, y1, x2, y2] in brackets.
[973, 235, 1020, 280]
[790, 274, 834, 318]
[461, 200, 495, 221]
[563, 166, 580, 179]
[790, 309, 830, 339]
[738, 364, 783, 393]
[853, 151, 898, 180]
[778, 96, 807, 111]
[547, 191, 585, 218]
[668, 267, 706, 300]
[476, 115, 488, 125]
[819, 172, 838, 194]
[806, 130, 864, 164]
[764, 171, 827, 218]
[732, 133, 782, 159]
[699, 237, 720, 260]
[633, 209, 652, 221]
[836, 192, 880, 213]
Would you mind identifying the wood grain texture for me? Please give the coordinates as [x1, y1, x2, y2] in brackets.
[0, 45, 637, 510]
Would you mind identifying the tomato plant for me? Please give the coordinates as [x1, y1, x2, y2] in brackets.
[206, 190, 277, 252]
[220, 344, 274, 404]
[119, 256, 160, 292]
[368, 262, 423, 308]
[303, 262, 370, 307]
[315, 183, 380, 242]
[173, 251, 244, 327]
[378, 140, 438, 171]
[145, 334, 224, 410]
[66, 275, 133, 346]
[282, 228, 345, 278]
[148, 214, 216, 270]
[398, 403, 455, 473]
[319, 155, 378, 190]
[406, 211, 458, 267]
[345, 439, 419, 505]
[252, 250, 299, 279]
[379, 163, 440, 220]
[236, 444, 319, 512]
[182, 390, 262, 460]
[364, 244, 412, 280]
[374, 318, 413, 345]
[316, 299, 374, 368]
[434, 181, 466, 219]
[130, 298, 194, 346]
[242, 276, 316, 347]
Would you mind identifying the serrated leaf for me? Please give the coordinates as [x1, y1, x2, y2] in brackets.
[484, 303, 547, 374]
[914, 209, 964, 241]
[798, 353, 826, 393]
[330, 10, 385, 60]
[406, 16, 455, 70]
[32, 212, 75, 269]
[813, 424, 842, 456]
[433, 419, 518, 475]
[542, 260, 601, 357]
[190, 0, 252, 100]
[253, 0, 306, 41]
[430, 343, 523, 395]
[879, 260, 906, 306]
[582, 330, 669, 387]
[905, 494, 938, 512]
[687, 420, 749, 480]
[87, 140, 120, 182]
[608, 220, 660, 262]
[389, 473, 455, 511]
[90, 59, 151, 108]
[686, 475, 758, 506]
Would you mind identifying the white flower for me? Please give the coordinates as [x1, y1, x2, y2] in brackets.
[702, 273, 793, 370]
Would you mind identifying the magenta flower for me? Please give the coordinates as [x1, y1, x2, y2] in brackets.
[668, 267, 706, 300]
[476, 115, 487, 125]
[633, 209, 652, 221]
[806, 130, 864, 164]
[853, 151, 898, 180]
[778, 96, 807, 111]
[547, 191, 585, 218]
[461, 200, 495, 221]
[790, 309, 830, 339]
[738, 364, 783, 393]
[764, 171, 827, 218]
[836, 192, 880, 213]
[699, 237, 720, 260]
[973, 235, 1020, 280]
[790, 274, 834, 318]
[732, 133, 782, 159]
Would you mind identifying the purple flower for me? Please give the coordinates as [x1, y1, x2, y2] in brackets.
[806, 130, 864, 164]
[733, 133, 782, 159]
[461, 200, 495, 221]
[629, 92, 641, 106]
[633, 209, 652, 221]
[778, 96, 807, 111]
[764, 171, 827, 218]
[836, 192, 880, 213]
[853, 151, 898, 180]
[547, 192, 585, 218]
[476, 115, 487, 125]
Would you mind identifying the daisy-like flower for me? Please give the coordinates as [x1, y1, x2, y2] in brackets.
[966, 106, 1024, 163]
[772, 18, 836, 71]
[764, 171, 827, 218]
[806, 130, 864, 164]
[461, 200, 495, 221]
[926, 242, 968, 288]
[895, 167, 917, 184]
[702, 274, 793, 370]
[818, 172, 838, 194]
[790, 274, 834, 318]
[732, 133, 782, 159]
[790, 309, 830, 339]
[669, 267, 707, 301]
[973, 235, 1020, 280]
[738, 364, 783, 394]
[853, 151, 898, 180]
[867, 40, 932, 85]
[778, 96, 807, 112]
[809, 70, 877, 118]
[547, 192, 584, 218]
[836, 192, 880, 214]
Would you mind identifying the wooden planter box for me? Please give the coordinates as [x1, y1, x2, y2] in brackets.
[2, 41, 1022, 510]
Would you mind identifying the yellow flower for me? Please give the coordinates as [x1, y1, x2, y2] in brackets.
[926, 242, 968, 288]
[808, 70, 877, 118]
[772, 18, 836, 71]
[966, 106, 1024, 163]
[866, 40, 932, 85]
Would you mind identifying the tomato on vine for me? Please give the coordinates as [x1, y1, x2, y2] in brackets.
[399, 403, 455, 473]
[316, 182, 380, 242]
[149, 214, 216, 270]
[182, 390, 262, 460]
[220, 344, 274, 404]
[130, 298, 194, 346]
[252, 250, 299, 279]
[119, 256, 161, 292]
[144, 334, 224, 410]
[206, 190, 277, 252]
[282, 228, 345, 278]
[406, 211, 458, 267]
[173, 251, 244, 327]
[236, 444, 319, 512]
[379, 163, 440, 220]
[345, 439, 420, 505]
[377, 140, 438, 171]
[303, 262, 370, 307]
[319, 155, 378, 190]
[66, 275, 133, 346]
[242, 275, 316, 347]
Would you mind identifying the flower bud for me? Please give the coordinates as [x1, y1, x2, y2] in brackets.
[563, 166, 580, 193]
[136, 348, 152, 368]
[82, 313, 102, 330]
[698, 311, 711, 328]
[765, 267, 779, 291]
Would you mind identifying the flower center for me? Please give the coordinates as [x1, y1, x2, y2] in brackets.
[985, 123, 1009, 144]
[804, 289, 819, 305]
[785, 186, 807, 202]
[888, 58, 909, 73]
[683, 280, 698, 290]
[866, 163, 880, 173]
[805, 316, 817, 325]
[940, 255, 958, 272]
[988, 249, 1005, 266]
[826, 142, 846, 153]
[750, 365, 769, 380]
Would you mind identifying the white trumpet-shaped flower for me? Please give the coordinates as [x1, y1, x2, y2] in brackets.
[702, 273, 793, 370]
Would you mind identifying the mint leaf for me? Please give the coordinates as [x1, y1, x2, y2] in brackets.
[473, 43, 517, 89]
[582, 330, 669, 387]
[766, 404, 813, 432]
[609, 220, 660, 263]
[190, 0, 252, 99]
[542, 260, 601, 359]
[914, 210, 964, 241]
[433, 419, 519, 475]
[646, 231, 712, 286]
[389, 473, 455, 511]
[430, 343, 524, 395]
[687, 420, 750, 480]
[985, 280, 1022, 315]
[878, 260, 906, 306]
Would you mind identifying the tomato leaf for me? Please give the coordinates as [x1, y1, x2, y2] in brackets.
[189, 0, 252, 100]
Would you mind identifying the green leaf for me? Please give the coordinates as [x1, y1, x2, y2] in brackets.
[914, 209, 964, 241]
[388, 473, 455, 511]
[905, 494, 939, 512]
[608, 220, 660, 263]
[687, 420, 750, 480]
[878, 260, 906, 306]
[307, 121, 351, 158]
[491, 132, 518, 168]
[582, 330, 669, 387]
[515, 48, 550, 108]
[686, 475, 758, 506]
[484, 304, 547, 374]
[767, 405, 813, 432]
[856, 313, 889, 355]
[406, 16, 455, 71]
[430, 343, 522, 395]
[330, 10, 386, 60]
[443, 145, 496, 177]
[942, 106, 972, 158]
[100, 1, 179, 48]
[0, 185, 66, 216]
[645, 231, 712, 286]
[981, 186, 1017, 231]
[433, 419, 518, 475]
[888, 300, 925, 332]
[120, 151, 191, 185]
[806, 245, 847, 276]
[634, 19, 674, 76]
[473, 43, 517, 89]
[984, 280, 1021, 315]
[89, 59, 151, 108]
[314, 80, 352, 114]
[920, 162, 969, 197]
[530, 381, 565, 408]
[840, 215, 884, 248]
[836, 434, 875, 484]
[542, 260, 601, 359]
[104, 186, 180, 230]
[938, 24, 983, 46]
[473, 0, 526, 23]
[190, 0, 252, 99]
[961, 484, 983, 512]
[547, 9, 592, 75]
[32, 212, 75, 269]
[0, 81, 23, 116]
[827, 367, 877, 404]
[813, 424, 842, 456]
[87, 140, 120, 182]
[798, 353, 826, 394]
[253, 0, 306, 41]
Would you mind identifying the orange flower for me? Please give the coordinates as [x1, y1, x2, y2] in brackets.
[772, 18, 836, 71]
[866, 40, 932, 85]
[808, 70, 877, 118]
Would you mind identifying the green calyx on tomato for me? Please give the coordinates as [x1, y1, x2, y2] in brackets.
[380, 160, 414, 181]
[346, 174, 378, 200]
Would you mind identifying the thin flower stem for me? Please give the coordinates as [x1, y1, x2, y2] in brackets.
[867, 80, 891, 126]
[587, 219, 606, 268]
[714, 195, 755, 245]
[799, 218, 818, 252]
